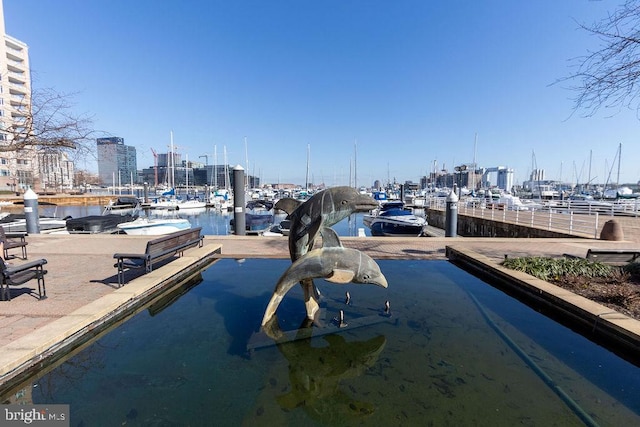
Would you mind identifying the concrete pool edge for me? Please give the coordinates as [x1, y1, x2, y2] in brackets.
[446, 245, 640, 359]
[0, 243, 222, 392]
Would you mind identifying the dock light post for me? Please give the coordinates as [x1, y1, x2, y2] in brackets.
[445, 184, 458, 237]
[233, 165, 246, 235]
[24, 187, 40, 234]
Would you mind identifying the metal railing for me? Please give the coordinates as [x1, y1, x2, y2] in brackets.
[426, 197, 601, 238]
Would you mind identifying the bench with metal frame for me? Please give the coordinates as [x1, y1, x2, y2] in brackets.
[585, 249, 640, 266]
[564, 249, 640, 266]
[0, 226, 28, 260]
[113, 227, 204, 286]
[0, 258, 48, 301]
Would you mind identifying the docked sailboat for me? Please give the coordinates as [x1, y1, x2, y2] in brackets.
[178, 154, 207, 210]
[210, 189, 232, 211]
[209, 146, 233, 211]
[178, 198, 207, 210]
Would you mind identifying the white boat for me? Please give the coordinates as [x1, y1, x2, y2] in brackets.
[116, 217, 191, 235]
[364, 201, 426, 237]
[363, 201, 405, 226]
[149, 198, 180, 210]
[493, 194, 530, 211]
[149, 188, 180, 210]
[210, 189, 232, 211]
[0, 213, 69, 233]
[177, 199, 207, 210]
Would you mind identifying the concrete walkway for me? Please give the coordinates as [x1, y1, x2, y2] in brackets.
[1, 227, 640, 391]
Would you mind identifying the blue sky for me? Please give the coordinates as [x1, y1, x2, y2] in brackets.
[5, 0, 640, 187]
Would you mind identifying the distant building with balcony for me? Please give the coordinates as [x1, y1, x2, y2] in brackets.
[0, 0, 35, 192]
[38, 150, 74, 192]
[97, 137, 138, 186]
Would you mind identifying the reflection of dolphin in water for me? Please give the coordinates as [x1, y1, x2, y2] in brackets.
[276, 333, 387, 421]
[284, 187, 379, 320]
[244, 321, 387, 425]
[261, 246, 388, 326]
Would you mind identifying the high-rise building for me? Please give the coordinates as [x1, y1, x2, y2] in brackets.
[0, 0, 35, 192]
[97, 137, 138, 186]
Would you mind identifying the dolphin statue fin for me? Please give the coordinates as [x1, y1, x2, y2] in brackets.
[326, 269, 356, 283]
[274, 197, 303, 216]
[290, 214, 323, 260]
[319, 227, 342, 248]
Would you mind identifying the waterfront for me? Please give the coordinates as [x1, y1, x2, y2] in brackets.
[1, 200, 639, 426]
[1, 203, 382, 237]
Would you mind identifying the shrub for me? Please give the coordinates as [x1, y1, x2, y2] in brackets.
[502, 256, 615, 281]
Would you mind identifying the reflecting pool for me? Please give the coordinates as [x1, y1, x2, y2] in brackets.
[2, 259, 638, 426]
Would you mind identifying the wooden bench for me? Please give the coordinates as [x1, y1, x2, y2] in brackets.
[585, 249, 640, 266]
[0, 258, 48, 301]
[113, 227, 204, 286]
[0, 226, 28, 260]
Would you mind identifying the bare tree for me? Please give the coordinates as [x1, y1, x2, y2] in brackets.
[74, 169, 102, 186]
[564, 0, 640, 117]
[2, 87, 98, 162]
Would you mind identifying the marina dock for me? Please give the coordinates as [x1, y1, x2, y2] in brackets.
[1, 219, 640, 392]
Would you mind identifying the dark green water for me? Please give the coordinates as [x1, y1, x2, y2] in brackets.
[3, 260, 639, 426]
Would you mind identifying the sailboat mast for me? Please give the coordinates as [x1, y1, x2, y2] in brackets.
[170, 131, 175, 189]
[223, 146, 229, 190]
[616, 142, 622, 187]
[472, 133, 477, 193]
[304, 144, 311, 191]
[354, 139, 358, 190]
[244, 136, 249, 190]
[212, 145, 217, 189]
[588, 149, 592, 190]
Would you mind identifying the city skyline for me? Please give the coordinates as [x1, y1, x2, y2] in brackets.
[5, 1, 640, 188]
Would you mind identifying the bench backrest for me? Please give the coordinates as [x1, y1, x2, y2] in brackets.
[144, 227, 202, 258]
[586, 249, 640, 265]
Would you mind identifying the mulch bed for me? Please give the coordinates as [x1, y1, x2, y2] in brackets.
[550, 272, 640, 321]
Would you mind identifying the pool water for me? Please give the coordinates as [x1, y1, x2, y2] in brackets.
[5, 259, 638, 426]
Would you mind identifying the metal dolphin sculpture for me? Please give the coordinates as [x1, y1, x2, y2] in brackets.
[261, 246, 388, 326]
[285, 186, 379, 320]
[287, 186, 378, 260]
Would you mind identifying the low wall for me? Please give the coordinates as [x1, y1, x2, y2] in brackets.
[426, 208, 575, 238]
[1, 195, 117, 206]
